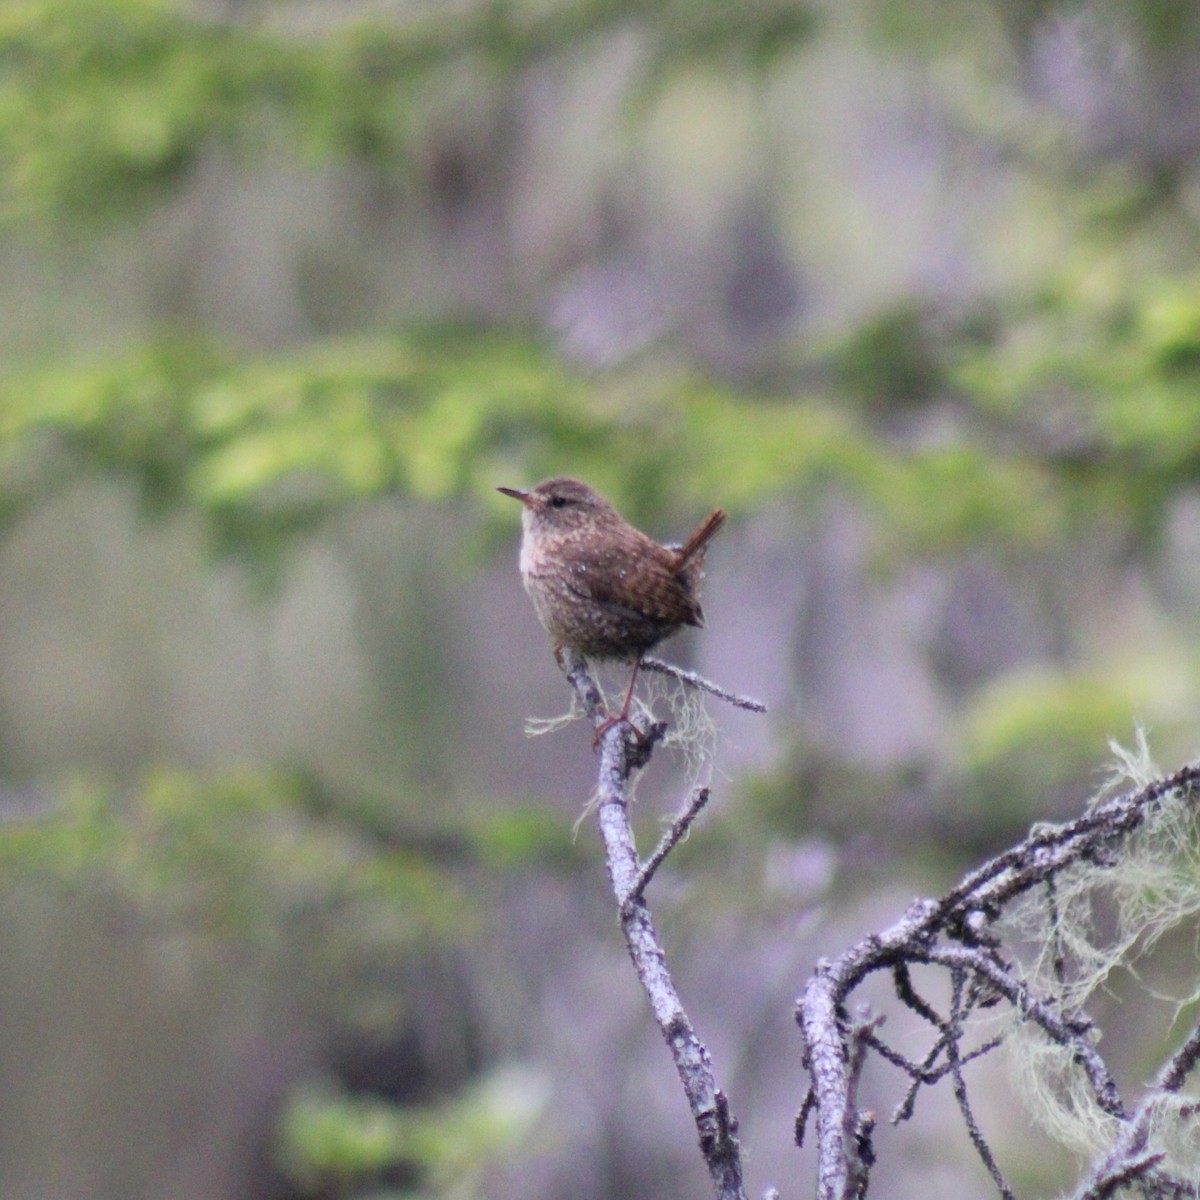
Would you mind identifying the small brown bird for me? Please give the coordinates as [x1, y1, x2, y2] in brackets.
[497, 476, 726, 730]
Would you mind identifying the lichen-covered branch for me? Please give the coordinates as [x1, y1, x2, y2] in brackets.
[640, 656, 768, 713]
[796, 758, 1200, 1200]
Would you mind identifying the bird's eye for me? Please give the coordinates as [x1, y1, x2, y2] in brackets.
[549, 496, 570, 508]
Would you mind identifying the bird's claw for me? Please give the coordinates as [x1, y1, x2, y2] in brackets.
[593, 712, 645, 750]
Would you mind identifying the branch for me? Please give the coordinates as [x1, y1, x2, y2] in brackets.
[626, 786, 711, 908]
[1075, 1018, 1200, 1200]
[640, 656, 768, 713]
[560, 649, 749, 1200]
[797, 759, 1200, 1200]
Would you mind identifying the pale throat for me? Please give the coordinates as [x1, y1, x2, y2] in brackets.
[518, 508, 541, 578]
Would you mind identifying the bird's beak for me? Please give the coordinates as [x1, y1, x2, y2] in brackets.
[496, 486, 530, 504]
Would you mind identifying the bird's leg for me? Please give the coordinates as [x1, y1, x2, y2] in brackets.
[617, 658, 642, 722]
[593, 658, 644, 747]
[553, 642, 628, 741]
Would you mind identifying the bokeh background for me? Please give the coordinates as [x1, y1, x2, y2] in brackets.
[4, 1, 1200, 1197]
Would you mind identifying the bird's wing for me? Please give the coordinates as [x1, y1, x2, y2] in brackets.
[558, 536, 704, 628]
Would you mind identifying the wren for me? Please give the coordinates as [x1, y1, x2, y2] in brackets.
[497, 476, 726, 729]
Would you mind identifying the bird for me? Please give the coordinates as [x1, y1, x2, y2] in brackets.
[497, 475, 726, 733]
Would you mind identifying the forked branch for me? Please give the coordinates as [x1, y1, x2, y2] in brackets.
[561, 648, 750, 1200]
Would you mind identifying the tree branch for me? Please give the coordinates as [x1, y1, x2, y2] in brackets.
[626, 785, 711, 908]
[797, 759, 1200, 1200]
[640, 656, 767, 713]
[560, 648, 749, 1200]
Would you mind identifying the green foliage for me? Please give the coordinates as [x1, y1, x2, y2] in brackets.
[0, 324, 1088, 567]
[956, 667, 1156, 825]
[277, 1066, 548, 1197]
[0, 328, 573, 557]
[466, 805, 581, 870]
[2, 3, 1199, 571]
[0, 768, 474, 1022]
[0, 0, 817, 227]
[6, 275, 1195, 572]
[958, 271, 1200, 462]
[823, 302, 947, 409]
[961, 668, 1148, 770]
[0, 0, 428, 224]
[954, 267, 1200, 548]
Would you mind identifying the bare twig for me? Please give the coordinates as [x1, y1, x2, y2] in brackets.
[946, 970, 1014, 1200]
[560, 648, 749, 1200]
[625, 785, 711, 907]
[795, 1085, 818, 1148]
[640, 656, 768, 713]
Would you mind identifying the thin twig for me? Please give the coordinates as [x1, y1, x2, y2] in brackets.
[843, 1016, 879, 1193]
[625, 786, 711, 907]
[1076, 1017, 1200, 1200]
[795, 1085, 818, 1148]
[919, 944, 1126, 1120]
[1045, 874, 1068, 989]
[893, 961, 944, 1028]
[1077, 1152, 1168, 1200]
[946, 970, 1014, 1200]
[640, 656, 768, 712]
[887, 1030, 1005, 1124]
[1158, 1016, 1200, 1093]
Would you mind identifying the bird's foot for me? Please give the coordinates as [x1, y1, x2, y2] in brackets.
[592, 716, 668, 770]
[592, 711, 643, 750]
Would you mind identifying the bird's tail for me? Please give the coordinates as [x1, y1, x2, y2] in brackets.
[675, 509, 727, 569]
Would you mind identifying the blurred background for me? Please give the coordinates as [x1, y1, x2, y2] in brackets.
[4, 1, 1200, 1197]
